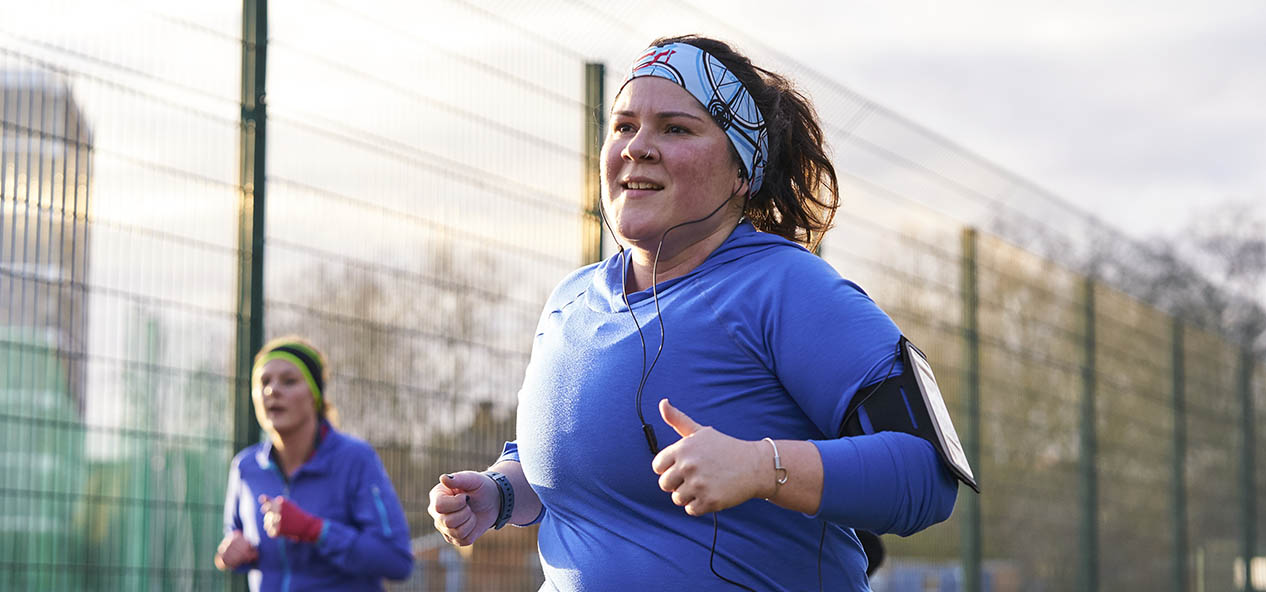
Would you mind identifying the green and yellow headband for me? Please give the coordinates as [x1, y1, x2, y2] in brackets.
[253, 341, 325, 412]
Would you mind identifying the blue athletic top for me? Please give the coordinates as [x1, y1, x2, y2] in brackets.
[223, 422, 413, 591]
[502, 222, 958, 591]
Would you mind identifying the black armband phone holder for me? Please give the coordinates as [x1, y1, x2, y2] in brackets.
[840, 336, 979, 493]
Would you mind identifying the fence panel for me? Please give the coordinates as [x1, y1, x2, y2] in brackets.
[1185, 326, 1242, 591]
[262, 1, 592, 588]
[1094, 282, 1177, 591]
[1257, 361, 1266, 585]
[0, 2, 242, 589]
[971, 233, 1085, 590]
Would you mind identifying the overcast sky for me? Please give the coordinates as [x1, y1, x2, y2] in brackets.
[702, 0, 1266, 240]
[9, 0, 1261, 243]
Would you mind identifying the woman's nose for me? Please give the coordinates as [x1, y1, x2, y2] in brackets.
[622, 132, 656, 162]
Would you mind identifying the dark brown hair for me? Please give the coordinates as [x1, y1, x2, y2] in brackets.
[650, 35, 839, 251]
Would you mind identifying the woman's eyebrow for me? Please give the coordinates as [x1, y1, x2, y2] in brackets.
[612, 110, 706, 122]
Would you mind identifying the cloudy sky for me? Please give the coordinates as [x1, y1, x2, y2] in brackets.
[705, 0, 1266, 240]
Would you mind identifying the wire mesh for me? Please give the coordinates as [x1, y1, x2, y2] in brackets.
[1184, 326, 1242, 591]
[973, 233, 1084, 590]
[0, 1, 241, 589]
[1094, 282, 1176, 591]
[262, 1, 591, 588]
[1258, 361, 1266, 577]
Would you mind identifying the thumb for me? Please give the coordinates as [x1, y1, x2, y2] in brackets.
[659, 399, 702, 437]
[440, 471, 488, 493]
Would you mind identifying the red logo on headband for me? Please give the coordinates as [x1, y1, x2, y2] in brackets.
[633, 48, 677, 71]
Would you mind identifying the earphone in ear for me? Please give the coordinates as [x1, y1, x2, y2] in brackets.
[737, 170, 754, 202]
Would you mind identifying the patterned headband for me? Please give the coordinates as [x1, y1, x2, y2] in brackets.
[621, 42, 769, 195]
[253, 341, 325, 413]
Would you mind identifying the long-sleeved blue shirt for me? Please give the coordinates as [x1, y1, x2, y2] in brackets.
[505, 221, 958, 591]
[223, 422, 413, 591]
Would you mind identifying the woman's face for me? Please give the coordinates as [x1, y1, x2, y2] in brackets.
[602, 76, 746, 250]
[253, 359, 318, 436]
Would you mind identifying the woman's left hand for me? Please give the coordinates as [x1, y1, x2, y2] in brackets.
[259, 495, 325, 542]
[651, 399, 775, 516]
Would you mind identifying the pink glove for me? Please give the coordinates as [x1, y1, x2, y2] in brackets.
[260, 495, 324, 543]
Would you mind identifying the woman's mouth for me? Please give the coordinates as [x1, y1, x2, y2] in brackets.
[620, 179, 664, 197]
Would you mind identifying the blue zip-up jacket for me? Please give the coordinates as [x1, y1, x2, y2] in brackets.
[223, 423, 413, 591]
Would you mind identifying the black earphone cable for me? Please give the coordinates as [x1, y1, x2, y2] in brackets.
[598, 182, 743, 455]
[711, 513, 757, 591]
[818, 522, 828, 591]
[634, 190, 737, 446]
[616, 252, 655, 449]
[595, 178, 658, 451]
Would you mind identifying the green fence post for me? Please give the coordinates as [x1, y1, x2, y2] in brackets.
[1241, 346, 1257, 592]
[232, 3, 267, 590]
[583, 63, 605, 264]
[1080, 276, 1098, 592]
[960, 227, 982, 592]
[235, 0, 267, 449]
[1173, 319, 1188, 592]
[235, 0, 267, 452]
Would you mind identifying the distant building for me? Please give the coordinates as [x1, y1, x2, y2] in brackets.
[0, 70, 93, 413]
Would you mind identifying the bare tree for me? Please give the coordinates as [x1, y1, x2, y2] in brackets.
[1144, 199, 1266, 350]
[267, 237, 511, 442]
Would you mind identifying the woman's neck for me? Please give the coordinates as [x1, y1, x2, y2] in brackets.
[271, 419, 319, 477]
[625, 219, 737, 293]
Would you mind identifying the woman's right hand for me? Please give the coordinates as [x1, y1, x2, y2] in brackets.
[427, 471, 501, 546]
[213, 530, 258, 571]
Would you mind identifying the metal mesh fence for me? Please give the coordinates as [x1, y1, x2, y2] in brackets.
[1258, 362, 1266, 590]
[0, 1, 1260, 591]
[973, 233, 1084, 590]
[1, 1, 241, 590]
[1186, 326, 1244, 591]
[1094, 282, 1177, 592]
[261, 1, 589, 588]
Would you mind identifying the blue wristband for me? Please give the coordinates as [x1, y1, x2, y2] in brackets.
[483, 471, 514, 530]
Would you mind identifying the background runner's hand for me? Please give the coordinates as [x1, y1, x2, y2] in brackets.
[213, 530, 258, 570]
[259, 495, 324, 542]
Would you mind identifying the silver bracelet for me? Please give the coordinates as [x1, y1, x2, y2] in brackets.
[761, 437, 788, 500]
